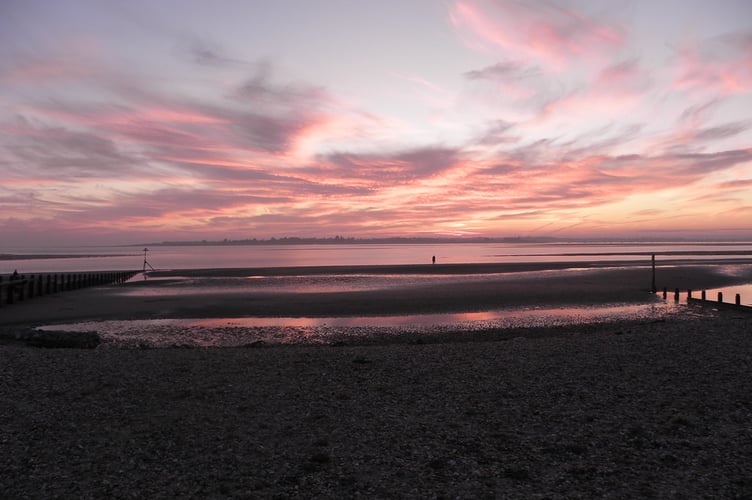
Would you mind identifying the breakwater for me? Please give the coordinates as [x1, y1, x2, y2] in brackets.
[661, 286, 752, 311]
[0, 271, 138, 307]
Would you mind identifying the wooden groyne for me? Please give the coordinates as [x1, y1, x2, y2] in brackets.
[660, 286, 752, 312]
[0, 271, 139, 308]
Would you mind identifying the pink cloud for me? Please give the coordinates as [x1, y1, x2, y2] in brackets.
[0, 55, 99, 85]
[315, 147, 461, 185]
[531, 58, 650, 124]
[469, 146, 752, 217]
[646, 98, 751, 155]
[450, 0, 625, 68]
[715, 179, 752, 190]
[594, 59, 649, 91]
[673, 34, 752, 95]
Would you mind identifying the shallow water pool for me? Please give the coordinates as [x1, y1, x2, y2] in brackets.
[36, 300, 693, 348]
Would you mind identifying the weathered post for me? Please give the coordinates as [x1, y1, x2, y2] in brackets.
[674, 288, 680, 301]
[736, 294, 742, 306]
[718, 292, 723, 303]
[651, 254, 656, 293]
[701, 290, 706, 301]
[663, 287, 667, 299]
[17, 275, 24, 301]
[687, 289, 692, 299]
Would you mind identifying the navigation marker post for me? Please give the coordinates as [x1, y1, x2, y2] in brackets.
[143, 248, 156, 274]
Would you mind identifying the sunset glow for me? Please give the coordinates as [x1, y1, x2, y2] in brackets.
[2, 0, 751, 245]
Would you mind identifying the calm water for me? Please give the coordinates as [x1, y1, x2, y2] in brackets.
[38, 301, 691, 348]
[3, 241, 752, 273]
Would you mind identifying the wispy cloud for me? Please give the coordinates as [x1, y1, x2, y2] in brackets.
[450, 0, 626, 69]
[0, 1, 750, 244]
[672, 33, 752, 95]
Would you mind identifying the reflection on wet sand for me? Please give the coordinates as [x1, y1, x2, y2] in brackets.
[37, 300, 690, 348]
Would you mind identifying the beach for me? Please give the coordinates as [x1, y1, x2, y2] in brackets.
[2, 262, 752, 497]
[2, 261, 751, 327]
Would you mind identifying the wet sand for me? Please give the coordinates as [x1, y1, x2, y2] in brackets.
[2, 261, 751, 326]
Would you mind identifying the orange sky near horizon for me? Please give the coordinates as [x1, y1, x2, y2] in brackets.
[1, 0, 751, 246]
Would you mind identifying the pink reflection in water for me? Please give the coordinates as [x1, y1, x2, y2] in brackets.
[699, 284, 752, 306]
[658, 284, 752, 306]
[37, 300, 687, 348]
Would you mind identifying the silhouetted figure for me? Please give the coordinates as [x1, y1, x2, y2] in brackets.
[432, 255, 436, 264]
[11, 269, 18, 280]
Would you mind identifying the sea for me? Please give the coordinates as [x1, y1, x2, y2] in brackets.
[3, 240, 752, 274]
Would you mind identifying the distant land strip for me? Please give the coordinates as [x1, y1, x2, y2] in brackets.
[0, 253, 134, 261]
[133, 236, 752, 247]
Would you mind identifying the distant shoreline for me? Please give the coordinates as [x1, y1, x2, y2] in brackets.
[131, 237, 752, 247]
[0, 253, 134, 261]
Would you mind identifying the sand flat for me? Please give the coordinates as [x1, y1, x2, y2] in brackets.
[2, 262, 751, 326]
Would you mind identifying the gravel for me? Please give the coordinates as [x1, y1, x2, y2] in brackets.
[2, 307, 751, 498]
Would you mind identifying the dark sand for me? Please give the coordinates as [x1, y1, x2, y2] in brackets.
[2, 262, 752, 498]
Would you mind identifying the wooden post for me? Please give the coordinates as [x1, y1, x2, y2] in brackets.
[674, 288, 680, 301]
[701, 290, 706, 301]
[736, 294, 742, 306]
[718, 292, 723, 303]
[663, 287, 667, 299]
[687, 289, 692, 299]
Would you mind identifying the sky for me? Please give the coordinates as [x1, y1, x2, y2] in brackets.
[1, 0, 752, 246]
